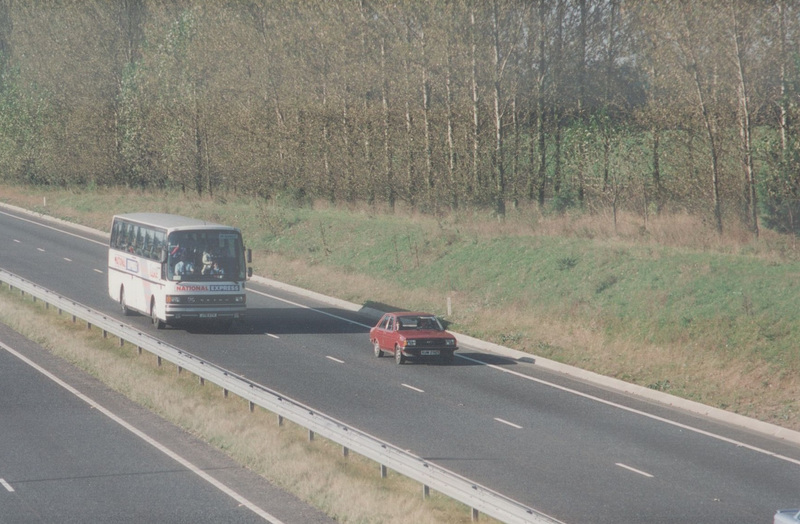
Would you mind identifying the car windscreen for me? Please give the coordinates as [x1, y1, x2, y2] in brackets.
[397, 316, 443, 331]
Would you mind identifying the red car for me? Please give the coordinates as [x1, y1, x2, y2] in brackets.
[370, 312, 458, 364]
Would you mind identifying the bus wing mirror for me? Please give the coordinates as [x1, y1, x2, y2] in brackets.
[247, 267, 253, 278]
[246, 248, 252, 264]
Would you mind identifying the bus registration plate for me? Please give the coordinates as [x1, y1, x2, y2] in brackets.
[199, 313, 217, 318]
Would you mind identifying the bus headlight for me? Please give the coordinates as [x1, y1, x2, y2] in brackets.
[166, 295, 181, 304]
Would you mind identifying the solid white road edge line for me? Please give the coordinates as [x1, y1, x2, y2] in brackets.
[0, 340, 285, 524]
[457, 353, 800, 468]
[248, 289, 372, 329]
[494, 418, 523, 429]
[0, 210, 107, 247]
[616, 463, 654, 478]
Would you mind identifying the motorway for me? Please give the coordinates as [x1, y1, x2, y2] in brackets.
[0, 312, 333, 523]
[2, 205, 800, 523]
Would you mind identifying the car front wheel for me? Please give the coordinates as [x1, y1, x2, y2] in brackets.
[394, 345, 405, 365]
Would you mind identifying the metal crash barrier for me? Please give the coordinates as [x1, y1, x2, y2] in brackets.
[0, 269, 561, 524]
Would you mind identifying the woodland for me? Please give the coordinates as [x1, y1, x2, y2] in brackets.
[0, 1, 799, 236]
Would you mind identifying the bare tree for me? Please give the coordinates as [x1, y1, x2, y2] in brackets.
[730, 2, 758, 236]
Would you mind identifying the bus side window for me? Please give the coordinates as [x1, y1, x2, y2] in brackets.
[153, 231, 165, 261]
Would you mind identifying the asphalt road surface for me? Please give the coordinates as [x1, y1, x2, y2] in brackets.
[2, 205, 800, 523]
[0, 322, 334, 524]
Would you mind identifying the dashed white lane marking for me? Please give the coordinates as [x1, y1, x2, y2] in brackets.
[251, 284, 800, 468]
[13, 239, 20, 243]
[63, 257, 72, 262]
[616, 463, 654, 478]
[0, 478, 14, 492]
[93, 269, 103, 274]
[326, 356, 344, 364]
[37, 248, 45, 252]
[0, 340, 284, 523]
[494, 418, 523, 429]
[267, 333, 279, 339]
[402, 383, 425, 393]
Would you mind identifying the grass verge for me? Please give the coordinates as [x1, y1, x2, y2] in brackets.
[1, 183, 799, 431]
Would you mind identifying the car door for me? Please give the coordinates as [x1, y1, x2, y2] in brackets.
[376, 315, 393, 351]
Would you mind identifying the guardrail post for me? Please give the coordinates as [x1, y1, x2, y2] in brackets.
[308, 430, 314, 442]
[157, 356, 162, 366]
[380, 464, 387, 478]
[423, 485, 430, 499]
[277, 414, 284, 426]
[223, 388, 229, 398]
[342, 446, 349, 458]
[118, 337, 124, 347]
[177, 365, 183, 375]
[86, 321, 92, 330]
[249, 401, 255, 412]
[199, 376, 205, 386]
[103, 329, 108, 339]
[471, 508, 479, 521]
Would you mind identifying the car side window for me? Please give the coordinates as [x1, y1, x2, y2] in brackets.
[382, 316, 393, 330]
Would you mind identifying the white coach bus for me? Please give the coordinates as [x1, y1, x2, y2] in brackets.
[108, 213, 252, 330]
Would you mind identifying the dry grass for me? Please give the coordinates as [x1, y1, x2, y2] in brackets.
[0, 285, 497, 524]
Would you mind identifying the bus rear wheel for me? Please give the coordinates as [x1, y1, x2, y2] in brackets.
[120, 287, 132, 316]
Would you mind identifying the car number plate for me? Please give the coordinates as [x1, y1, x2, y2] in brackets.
[421, 350, 440, 356]
[199, 313, 217, 318]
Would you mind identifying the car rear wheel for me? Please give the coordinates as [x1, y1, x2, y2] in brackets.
[394, 345, 405, 365]
[373, 340, 384, 358]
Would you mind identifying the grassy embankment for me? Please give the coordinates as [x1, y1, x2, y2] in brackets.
[3, 183, 800, 432]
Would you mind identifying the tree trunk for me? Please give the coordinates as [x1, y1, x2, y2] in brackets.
[492, 0, 505, 218]
[731, 4, 758, 237]
[470, 6, 480, 199]
[381, 37, 394, 210]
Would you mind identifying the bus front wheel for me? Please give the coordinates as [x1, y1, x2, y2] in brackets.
[151, 300, 165, 330]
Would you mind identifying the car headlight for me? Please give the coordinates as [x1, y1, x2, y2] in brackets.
[445, 339, 455, 346]
[405, 339, 416, 346]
